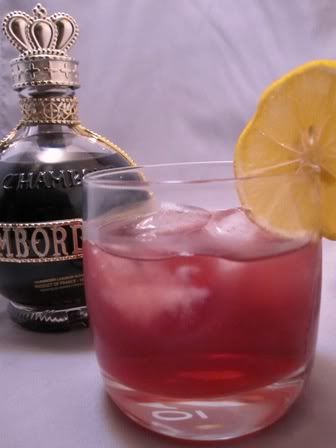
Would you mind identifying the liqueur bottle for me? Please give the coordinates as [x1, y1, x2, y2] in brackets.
[0, 3, 134, 331]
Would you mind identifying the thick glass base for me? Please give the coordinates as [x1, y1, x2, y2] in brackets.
[103, 371, 305, 441]
[8, 302, 89, 332]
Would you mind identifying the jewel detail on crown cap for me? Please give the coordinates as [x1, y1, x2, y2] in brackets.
[2, 3, 79, 57]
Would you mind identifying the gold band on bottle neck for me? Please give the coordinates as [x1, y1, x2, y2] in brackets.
[19, 96, 80, 125]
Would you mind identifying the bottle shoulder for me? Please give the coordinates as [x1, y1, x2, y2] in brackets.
[0, 125, 132, 167]
[0, 125, 132, 222]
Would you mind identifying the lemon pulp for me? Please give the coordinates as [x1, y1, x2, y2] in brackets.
[234, 60, 336, 239]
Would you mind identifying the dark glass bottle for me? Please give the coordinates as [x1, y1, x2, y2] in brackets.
[0, 4, 134, 331]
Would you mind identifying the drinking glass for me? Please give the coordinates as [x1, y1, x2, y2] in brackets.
[83, 161, 321, 441]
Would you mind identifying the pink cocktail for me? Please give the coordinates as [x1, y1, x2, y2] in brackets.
[83, 162, 321, 441]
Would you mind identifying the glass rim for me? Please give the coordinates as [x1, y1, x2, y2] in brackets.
[83, 160, 295, 188]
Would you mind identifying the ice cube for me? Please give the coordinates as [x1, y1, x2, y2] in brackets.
[98, 254, 209, 324]
[97, 203, 210, 260]
[206, 209, 260, 242]
[200, 208, 309, 261]
[135, 203, 210, 239]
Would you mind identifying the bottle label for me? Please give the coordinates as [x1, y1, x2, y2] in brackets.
[0, 219, 82, 263]
[33, 273, 84, 293]
[2, 168, 92, 190]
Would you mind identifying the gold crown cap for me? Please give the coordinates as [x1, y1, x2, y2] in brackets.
[2, 3, 80, 90]
[2, 3, 79, 56]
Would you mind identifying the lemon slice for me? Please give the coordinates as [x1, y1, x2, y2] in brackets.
[234, 60, 336, 239]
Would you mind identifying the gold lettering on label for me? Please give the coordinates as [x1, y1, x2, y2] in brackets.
[31, 228, 50, 257]
[52, 226, 69, 256]
[14, 228, 29, 258]
[0, 228, 13, 257]
[0, 219, 83, 262]
[71, 223, 82, 255]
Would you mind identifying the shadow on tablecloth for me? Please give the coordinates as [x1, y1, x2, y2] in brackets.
[0, 301, 93, 353]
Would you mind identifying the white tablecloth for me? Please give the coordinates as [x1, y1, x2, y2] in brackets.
[0, 239, 335, 448]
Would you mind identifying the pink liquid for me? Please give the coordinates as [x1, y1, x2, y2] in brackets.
[84, 207, 321, 439]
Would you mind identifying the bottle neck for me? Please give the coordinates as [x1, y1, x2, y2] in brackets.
[18, 86, 80, 126]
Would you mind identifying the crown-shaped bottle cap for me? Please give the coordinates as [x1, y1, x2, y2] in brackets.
[2, 3, 80, 90]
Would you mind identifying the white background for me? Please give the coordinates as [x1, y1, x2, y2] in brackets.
[0, 1, 336, 447]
